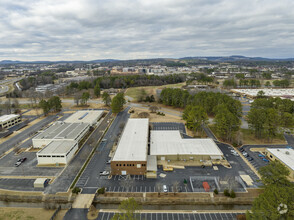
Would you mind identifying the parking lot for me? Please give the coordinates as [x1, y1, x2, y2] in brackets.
[97, 212, 245, 220]
[0, 178, 44, 191]
[152, 122, 186, 134]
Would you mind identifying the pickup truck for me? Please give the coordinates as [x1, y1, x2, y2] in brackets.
[100, 171, 110, 176]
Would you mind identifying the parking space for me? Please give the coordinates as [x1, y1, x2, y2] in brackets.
[151, 122, 186, 134]
[97, 212, 245, 220]
[105, 184, 189, 193]
[0, 178, 43, 191]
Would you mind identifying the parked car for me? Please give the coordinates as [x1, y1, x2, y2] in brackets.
[242, 152, 248, 157]
[232, 152, 239, 157]
[15, 161, 21, 167]
[99, 171, 110, 176]
[102, 139, 107, 143]
[286, 146, 293, 149]
[21, 157, 27, 162]
[258, 154, 265, 158]
[17, 158, 22, 162]
[262, 158, 269, 162]
[248, 157, 254, 161]
[240, 148, 245, 152]
[163, 185, 168, 193]
[106, 160, 111, 164]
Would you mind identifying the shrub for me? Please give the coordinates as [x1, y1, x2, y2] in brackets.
[97, 187, 105, 194]
[72, 187, 81, 194]
[230, 190, 236, 198]
[224, 189, 230, 197]
[213, 189, 218, 195]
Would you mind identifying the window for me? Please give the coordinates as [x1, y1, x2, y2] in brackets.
[133, 164, 135, 166]
[123, 164, 125, 166]
[270, 155, 273, 158]
[119, 164, 121, 166]
[116, 164, 118, 166]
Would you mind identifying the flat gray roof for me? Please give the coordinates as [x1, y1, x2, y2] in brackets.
[64, 110, 104, 124]
[147, 155, 157, 171]
[34, 122, 89, 140]
[37, 140, 77, 155]
[150, 130, 223, 156]
[267, 148, 294, 171]
[112, 118, 149, 162]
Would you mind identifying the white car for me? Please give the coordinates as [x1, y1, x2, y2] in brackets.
[100, 171, 110, 176]
[163, 185, 168, 193]
[242, 152, 248, 157]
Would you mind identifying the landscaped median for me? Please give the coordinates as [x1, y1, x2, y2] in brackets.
[94, 188, 263, 205]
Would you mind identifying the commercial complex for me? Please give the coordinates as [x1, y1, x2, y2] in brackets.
[34, 110, 104, 165]
[111, 118, 149, 175]
[0, 114, 21, 130]
[37, 140, 78, 165]
[64, 110, 104, 126]
[265, 148, 294, 179]
[150, 130, 224, 162]
[32, 122, 89, 148]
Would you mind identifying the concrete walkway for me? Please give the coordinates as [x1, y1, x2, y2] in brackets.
[72, 193, 95, 209]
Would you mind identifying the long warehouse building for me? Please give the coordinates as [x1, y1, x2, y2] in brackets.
[63, 110, 104, 126]
[111, 118, 149, 175]
[150, 130, 224, 162]
[32, 121, 90, 148]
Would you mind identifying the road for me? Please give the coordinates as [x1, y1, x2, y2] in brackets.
[75, 107, 130, 194]
[0, 114, 58, 154]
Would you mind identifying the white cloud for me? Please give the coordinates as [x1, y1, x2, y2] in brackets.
[0, 0, 293, 60]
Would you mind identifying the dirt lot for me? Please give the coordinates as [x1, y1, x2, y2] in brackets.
[0, 207, 55, 220]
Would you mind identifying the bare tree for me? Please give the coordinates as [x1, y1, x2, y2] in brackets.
[138, 112, 150, 118]
[149, 106, 159, 113]
[172, 181, 179, 195]
[155, 183, 161, 197]
[74, 92, 82, 106]
[4, 99, 12, 114]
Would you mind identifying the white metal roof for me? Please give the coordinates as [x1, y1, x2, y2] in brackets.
[231, 88, 294, 97]
[33, 122, 89, 140]
[267, 148, 294, 171]
[0, 114, 19, 122]
[150, 130, 223, 156]
[37, 140, 77, 155]
[112, 118, 149, 162]
[64, 110, 104, 125]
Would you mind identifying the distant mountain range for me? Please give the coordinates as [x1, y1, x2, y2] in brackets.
[1, 56, 294, 64]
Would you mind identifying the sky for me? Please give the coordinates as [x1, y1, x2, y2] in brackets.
[0, 0, 294, 61]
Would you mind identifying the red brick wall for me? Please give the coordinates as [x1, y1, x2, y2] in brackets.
[111, 161, 147, 175]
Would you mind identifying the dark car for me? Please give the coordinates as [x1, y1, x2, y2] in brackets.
[240, 148, 245, 152]
[248, 157, 254, 161]
[21, 157, 27, 162]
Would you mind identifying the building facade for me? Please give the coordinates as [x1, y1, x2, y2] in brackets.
[0, 114, 21, 130]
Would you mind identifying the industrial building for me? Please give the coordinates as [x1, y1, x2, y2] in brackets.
[64, 110, 104, 126]
[32, 122, 90, 148]
[111, 118, 149, 175]
[265, 148, 294, 179]
[36, 140, 78, 165]
[150, 130, 224, 162]
[0, 114, 21, 130]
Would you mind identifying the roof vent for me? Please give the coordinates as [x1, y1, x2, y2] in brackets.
[286, 151, 290, 155]
[277, 149, 280, 151]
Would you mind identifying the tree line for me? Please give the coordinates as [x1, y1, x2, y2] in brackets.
[160, 88, 242, 141]
[247, 97, 294, 140]
[66, 74, 186, 93]
[39, 96, 62, 115]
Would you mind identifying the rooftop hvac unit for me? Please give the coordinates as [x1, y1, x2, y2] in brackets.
[285, 151, 290, 155]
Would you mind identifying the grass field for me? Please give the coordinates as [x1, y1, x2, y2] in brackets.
[125, 82, 185, 101]
[0, 207, 55, 220]
[209, 125, 286, 145]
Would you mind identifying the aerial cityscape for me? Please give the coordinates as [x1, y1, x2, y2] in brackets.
[0, 0, 294, 220]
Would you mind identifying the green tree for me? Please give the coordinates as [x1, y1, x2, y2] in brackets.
[264, 108, 279, 141]
[81, 92, 90, 105]
[265, 81, 271, 87]
[39, 99, 50, 116]
[94, 84, 101, 97]
[247, 161, 294, 219]
[112, 198, 140, 220]
[256, 90, 265, 99]
[247, 108, 267, 138]
[111, 93, 126, 114]
[214, 105, 240, 141]
[259, 161, 290, 186]
[235, 73, 245, 79]
[184, 105, 208, 134]
[48, 96, 62, 112]
[102, 92, 111, 106]
[262, 72, 272, 79]
[280, 112, 294, 128]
